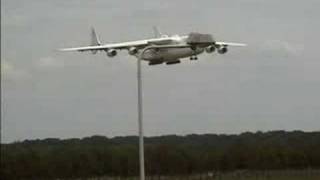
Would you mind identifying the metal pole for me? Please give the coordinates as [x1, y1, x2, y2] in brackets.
[138, 46, 188, 180]
[137, 48, 146, 180]
[137, 46, 188, 180]
[137, 46, 156, 180]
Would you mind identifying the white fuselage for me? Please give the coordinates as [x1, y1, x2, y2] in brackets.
[137, 35, 204, 62]
[141, 47, 204, 62]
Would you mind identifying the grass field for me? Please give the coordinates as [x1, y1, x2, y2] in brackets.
[207, 169, 320, 180]
[83, 170, 320, 180]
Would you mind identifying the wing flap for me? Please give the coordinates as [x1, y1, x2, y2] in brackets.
[59, 45, 107, 52]
[59, 40, 151, 52]
[216, 42, 247, 47]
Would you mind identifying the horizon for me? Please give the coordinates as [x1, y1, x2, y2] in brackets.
[4, 129, 319, 144]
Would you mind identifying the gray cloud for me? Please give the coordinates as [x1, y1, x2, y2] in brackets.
[2, 0, 320, 143]
[36, 57, 65, 69]
[259, 40, 304, 57]
[1, 60, 31, 81]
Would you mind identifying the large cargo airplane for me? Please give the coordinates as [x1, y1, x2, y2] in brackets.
[60, 27, 246, 65]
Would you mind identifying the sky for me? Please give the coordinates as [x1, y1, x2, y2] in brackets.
[1, 0, 320, 143]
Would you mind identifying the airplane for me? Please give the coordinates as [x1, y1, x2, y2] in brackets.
[60, 27, 246, 65]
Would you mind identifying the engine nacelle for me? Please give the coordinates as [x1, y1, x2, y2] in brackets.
[218, 46, 228, 54]
[205, 45, 216, 53]
[128, 47, 138, 55]
[106, 49, 117, 57]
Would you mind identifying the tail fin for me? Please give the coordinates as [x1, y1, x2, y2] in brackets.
[90, 27, 101, 54]
[153, 26, 163, 38]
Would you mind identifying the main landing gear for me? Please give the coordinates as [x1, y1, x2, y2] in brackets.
[190, 56, 198, 60]
[190, 47, 198, 60]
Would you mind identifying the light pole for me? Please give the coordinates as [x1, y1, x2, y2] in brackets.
[137, 46, 155, 180]
[136, 45, 191, 180]
[137, 47, 146, 180]
[137, 46, 159, 180]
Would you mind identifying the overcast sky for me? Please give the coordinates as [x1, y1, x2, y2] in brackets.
[2, 0, 320, 143]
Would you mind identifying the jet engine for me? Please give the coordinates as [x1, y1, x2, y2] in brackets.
[205, 45, 215, 53]
[128, 47, 138, 55]
[218, 46, 228, 54]
[106, 49, 117, 57]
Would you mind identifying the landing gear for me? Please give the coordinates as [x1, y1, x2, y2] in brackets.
[148, 60, 163, 66]
[190, 56, 198, 61]
[190, 48, 198, 61]
[166, 60, 181, 65]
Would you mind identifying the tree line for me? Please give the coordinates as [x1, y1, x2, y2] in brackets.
[1, 131, 320, 179]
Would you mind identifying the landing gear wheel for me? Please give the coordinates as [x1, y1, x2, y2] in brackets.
[190, 49, 198, 61]
[190, 56, 198, 61]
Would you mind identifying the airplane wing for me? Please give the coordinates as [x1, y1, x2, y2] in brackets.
[59, 38, 178, 52]
[59, 40, 149, 52]
[215, 41, 247, 47]
[59, 27, 178, 53]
